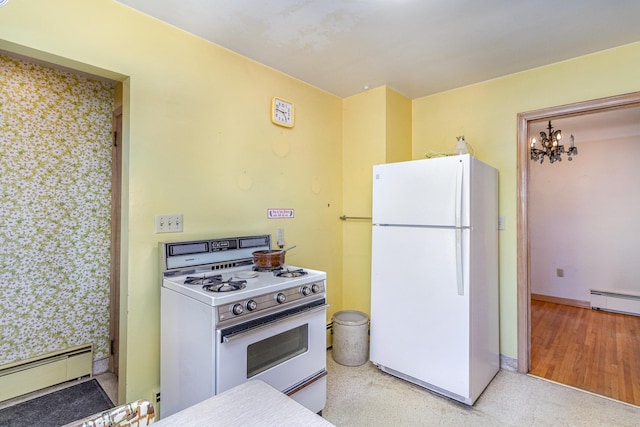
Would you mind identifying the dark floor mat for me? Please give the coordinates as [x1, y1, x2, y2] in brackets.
[0, 379, 114, 427]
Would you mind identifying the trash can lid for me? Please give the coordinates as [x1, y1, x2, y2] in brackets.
[332, 310, 369, 326]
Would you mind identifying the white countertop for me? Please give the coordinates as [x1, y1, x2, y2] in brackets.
[154, 380, 335, 426]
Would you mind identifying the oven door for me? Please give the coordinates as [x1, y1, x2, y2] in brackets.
[216, 299, 327, 412]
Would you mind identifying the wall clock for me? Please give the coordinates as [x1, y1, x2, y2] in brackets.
[271, 97, 294, 128]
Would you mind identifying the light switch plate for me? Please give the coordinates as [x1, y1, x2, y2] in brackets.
[498, 216, 506, 230]
[155, 214, 183, 233]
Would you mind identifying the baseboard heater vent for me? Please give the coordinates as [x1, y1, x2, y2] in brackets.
[590, 290, 640, 317]
[0, 344, 93, 402]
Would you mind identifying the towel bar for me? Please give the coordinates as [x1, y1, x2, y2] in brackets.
[339, 215, 372, 221]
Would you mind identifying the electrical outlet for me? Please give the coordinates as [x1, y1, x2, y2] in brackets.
[155, 214, 183, 233]
[276, 228, 285, 248]
[556, 268, 564, 278]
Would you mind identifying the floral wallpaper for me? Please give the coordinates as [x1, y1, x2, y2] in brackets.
[0, 54, 115, 365]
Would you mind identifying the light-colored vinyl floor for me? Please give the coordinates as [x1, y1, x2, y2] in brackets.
[4, 350, 640, 426]
[322, 349, 640, 426]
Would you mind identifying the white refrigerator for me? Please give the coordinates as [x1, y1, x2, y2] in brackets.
[369, 154, 499, 405]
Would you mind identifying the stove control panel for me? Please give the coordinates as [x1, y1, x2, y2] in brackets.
[217, 281, 325, 323]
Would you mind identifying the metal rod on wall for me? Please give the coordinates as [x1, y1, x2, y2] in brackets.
[339, 215, 372, 221]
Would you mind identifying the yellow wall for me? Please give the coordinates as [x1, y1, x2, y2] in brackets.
[412, 41, 640, 358]
[385, 87, 412, 163]
[341, 86, 411, 315]
[0, 0, 343, 405]
[342, 87, 385, 314]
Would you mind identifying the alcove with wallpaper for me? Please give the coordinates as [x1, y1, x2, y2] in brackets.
[0, 52, 117, 398]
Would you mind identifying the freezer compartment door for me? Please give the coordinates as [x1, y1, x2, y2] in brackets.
[372, 155, 469, 227]
[370, 225, 471, 398]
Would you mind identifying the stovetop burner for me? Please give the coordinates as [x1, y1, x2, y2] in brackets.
[203, 281, 247, 293]
[251, 265, 309, 277]
[253, 265, 281, 272]
[274, 268, 308, 278]
[184, 274, 247, 293]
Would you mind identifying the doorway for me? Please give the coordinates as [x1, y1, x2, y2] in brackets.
[517, 91, 640, 403]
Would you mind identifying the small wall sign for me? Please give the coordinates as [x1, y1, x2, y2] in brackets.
[267, 208, 294, 219]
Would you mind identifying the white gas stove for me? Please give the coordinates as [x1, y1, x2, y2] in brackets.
[162, 264, 326, 325]
[159, 235, 328, 419]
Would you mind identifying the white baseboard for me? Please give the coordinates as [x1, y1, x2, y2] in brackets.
[500, 354, 517, 371]
[531, 293, 590, 309]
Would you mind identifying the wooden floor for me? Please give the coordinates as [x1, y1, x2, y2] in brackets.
[530, 300, 640, 406]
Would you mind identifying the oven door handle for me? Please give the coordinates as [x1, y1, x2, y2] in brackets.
[283, 369, 327, 397]
[221, 304, 328, 343]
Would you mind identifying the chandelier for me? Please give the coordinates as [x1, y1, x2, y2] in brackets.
[530, 121, 577, 164]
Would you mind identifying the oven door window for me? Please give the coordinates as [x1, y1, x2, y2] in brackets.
[247, 324, 308, 378]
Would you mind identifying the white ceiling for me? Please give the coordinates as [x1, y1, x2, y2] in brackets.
[114, 0, 640, 99]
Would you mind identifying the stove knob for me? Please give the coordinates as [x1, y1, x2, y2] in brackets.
[276, 293, 286, 304]
[301, 286, 311, 296]
[246, 300, 257, 311]
[232, 303, 244, 315]
[311, 284, 321, 293]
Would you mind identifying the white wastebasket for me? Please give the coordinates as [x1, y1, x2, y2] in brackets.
[331, 310, 369, 366]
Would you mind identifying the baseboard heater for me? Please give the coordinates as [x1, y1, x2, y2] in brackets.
[0, 344, 93, 402]
[590, 290, 640, 316]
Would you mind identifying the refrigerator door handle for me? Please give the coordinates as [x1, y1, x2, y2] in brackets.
[456, 228, 464, 296]
[455, 160, 464, 296]
[455, 159, 463, 228]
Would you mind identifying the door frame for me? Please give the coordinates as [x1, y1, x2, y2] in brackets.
[516, 90, 640, 373]
[109, 106, 122, 375]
